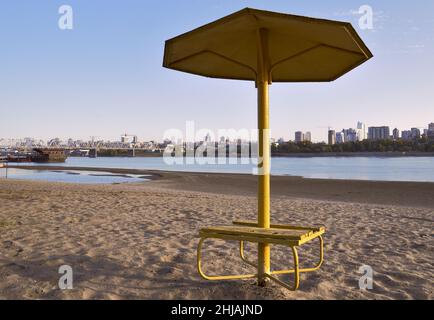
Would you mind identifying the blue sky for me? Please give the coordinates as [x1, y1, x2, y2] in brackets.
[0, 0, 433, 142]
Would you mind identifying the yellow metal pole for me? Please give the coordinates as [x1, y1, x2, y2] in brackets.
[257, 28, 271, 287]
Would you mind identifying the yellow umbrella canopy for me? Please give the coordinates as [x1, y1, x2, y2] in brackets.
[163, 7, 372, 286]
[163, 7, 373, 82]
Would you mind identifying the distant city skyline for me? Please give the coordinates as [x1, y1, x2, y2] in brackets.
[2, 120, 433, 147]
[1, 1, 433, 142]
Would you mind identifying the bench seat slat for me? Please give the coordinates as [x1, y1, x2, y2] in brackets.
[233, 220, 325, 233]
[199, 231, 302, 246]
[201, 226, 313, 241]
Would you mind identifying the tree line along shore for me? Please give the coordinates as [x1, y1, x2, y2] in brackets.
[73, 139, 434, 157]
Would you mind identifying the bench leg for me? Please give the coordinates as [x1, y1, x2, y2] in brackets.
[271, 235, 324, 275]
[239, 235, 323, 275]
[265, 246, 300, 291]
[198, 236, 323, 291]
[238, 241, 299, 291]
[239, 241, 256, 268]
[197, 237, 257, 281]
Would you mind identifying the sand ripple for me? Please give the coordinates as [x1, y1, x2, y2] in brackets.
[0, 180, 432, 299]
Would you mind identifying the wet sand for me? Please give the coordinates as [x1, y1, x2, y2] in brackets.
[10, 165, 434, 208]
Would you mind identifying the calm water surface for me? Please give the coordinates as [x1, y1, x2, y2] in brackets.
[4, 156, 434, 183]
[0, 168, 150, 184]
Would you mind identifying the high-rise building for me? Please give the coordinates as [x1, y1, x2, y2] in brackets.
[428, 123, 434, 141]
[295, 131, 304, 143]
[328, 130, 336, 145]
[368, 127, 391, 141]
[411, 128, 421, 140]
[295, 131, 311, 143]
[342, 128, 358, 142]
[357, 122, 367, 141]
[401, 130, 412, 141]
[393, 128, 400, 141]
[336, 132, 344, 144]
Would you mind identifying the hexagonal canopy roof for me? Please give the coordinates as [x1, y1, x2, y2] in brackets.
[163, 8, 373, 82]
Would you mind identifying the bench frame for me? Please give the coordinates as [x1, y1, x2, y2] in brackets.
[197, 220, 325, 291]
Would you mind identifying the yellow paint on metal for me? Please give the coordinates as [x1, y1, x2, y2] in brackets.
[233, 220, 325, 232]
[200, 226, 317, 240]
[197, 228, 324, 291]
[265, 246, 300, 291]
[256, 27, 271, 287]
[197, 237, 257, 281]
[240, 237, 324, 275]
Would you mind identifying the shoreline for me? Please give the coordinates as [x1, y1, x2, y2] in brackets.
[63, 151, 434, 158]
[7, 165, 434, 209]
[272, 151, 434, 158]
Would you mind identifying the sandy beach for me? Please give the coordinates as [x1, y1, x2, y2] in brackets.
[0, 170, 433, 300]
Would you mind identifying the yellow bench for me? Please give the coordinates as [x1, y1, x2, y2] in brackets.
[197, 220, 325, 291]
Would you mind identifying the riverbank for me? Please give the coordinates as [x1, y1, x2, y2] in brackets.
[272, 151, 434, 157]
[65, 151, 434, 158]
[0, 178, 432, 299]
[8, 165, 434, 208]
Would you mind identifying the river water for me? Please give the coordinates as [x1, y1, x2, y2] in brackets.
[3, 156, 434, 183]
